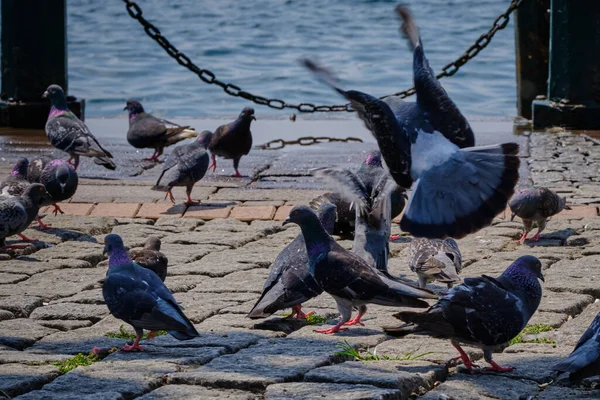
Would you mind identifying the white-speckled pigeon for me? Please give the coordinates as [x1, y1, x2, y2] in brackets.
[0, 183, 51, 249]
[28, 157, 78, 219]
[314, 151, 405, 272]
[302, 7, 519, 240]
[208, 107, 255, 177]
[407, 237, 462, 288]
[509, 186, 570, 244]
[0, 158, 30, 197]
[152, 131, 212, 206]
[129, 236, 168, 282]
[247, 197, 336, 320]
[283, 206, 436, 334]
[124, 100, 198, 162]
[43, 85, 116, 170]
[102, 234, 198, 351]
[384, 255, 544, 372]
[553, 312, 600, 381]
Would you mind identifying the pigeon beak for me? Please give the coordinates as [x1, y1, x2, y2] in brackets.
[42, 91, 49, 99]
[102, 243, 108, 256]
[539, 272, 545, 282]
[564, 205, 572, 210]
[282, 217, 291, 226]
[252, 116, 256, 121]
[510, 212, 516, 222]
[123, 106, 128, 111]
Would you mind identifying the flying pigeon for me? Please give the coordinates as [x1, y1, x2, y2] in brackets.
[151, 131, 212, 206]
[384, 255, 544, 372]
[247, 197, 336, 320]
[0, 158, 30, 197]
[0, 183, 51, 250]
[43, 85, 116, 170]
[102, 234, 199, 351]
[208, 107, 255, 177]
[28, 157, 78, 219]
[124, 100, 198, 162]
[408, 237, 462, 288]
[128, 236, 168, 282]
[283, 205, 437, 334]
[553, 312, 600, 381]
[302, 6, 519, 239]
[509, 186, 570, 244]
[314, 151, 405, 272]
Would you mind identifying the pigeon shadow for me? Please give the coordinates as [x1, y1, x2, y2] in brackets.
[525, 228, 577, 247]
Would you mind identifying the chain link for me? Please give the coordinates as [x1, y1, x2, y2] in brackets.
[122, 0, 522, 111]
[255, 136, 364, 150]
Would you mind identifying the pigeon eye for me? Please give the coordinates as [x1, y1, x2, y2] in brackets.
[293, 210, 299, 216]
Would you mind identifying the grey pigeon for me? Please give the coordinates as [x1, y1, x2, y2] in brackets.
[302, 6, 519, 239]
[151, 131, 212, 206]
[208, 107, 255, 177]
[384, 255, 544, 372]
[0, 183, 51, 249]
[314, 152, 405, 272]
[509, 186, 570, 244]
[28, 157, 78, 218]
[124, 99, 198, 161]
[407, 238, 462, 288]
[0, 158, 30, 198]
[283, 206, 437, 334]
[43, 85, 116, 170]
[553, 312, 600, 381]
[129, 236, 168, 282]
[247, 197, 336, 320]
[102, 234, 198, 351]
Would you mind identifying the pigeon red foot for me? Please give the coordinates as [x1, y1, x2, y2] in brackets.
[121, 334, 144, 352]
[35, 217, 52, 230]
[485, 361, 514, 372]
[390, 234, 401, 241]
[208, 155, 217, 173]
[287, 305, 314, 320]
[164, 190, 176, 204]
[314, 320, 348, 334]
[451, 341, 480, 372]
[52, 204, 64, 216]
[343, 312, 366, 327]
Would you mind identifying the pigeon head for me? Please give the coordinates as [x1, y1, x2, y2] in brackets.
[283, 206, 322, 228]
[124, 99, 144, 115]
[144, 236, 161, 251]
[500, 255, 544, 317]
[197, 130, 213, 148]
[42, 84, 67, 108]
[560, 196, 571, 211]
[23, 183, 51, 205]
[53, 162, 73, 194]
[364, 151, 383, 167]
[103, 234, 131, 267]
[12, 158, 29, 177]
[239, 107, 256, 121]
[316, 202, 337, 235]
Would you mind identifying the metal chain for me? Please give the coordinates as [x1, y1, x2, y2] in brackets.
[121, 0, 522, 111]
[256, 136, 364, 150]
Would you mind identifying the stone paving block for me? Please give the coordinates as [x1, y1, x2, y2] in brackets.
[37, 215, 118, 236]
[154, 216, 204, 230]
[478, 352, 567, 384]
[105, 344, 226, 366]
[29, 303, 109, 323]
[191, 269, 269, 293]
[38, 319, 94, 331]
[0, 349, 71, 364]
[150, 330, 270, 353]
[545, 255, 600, 298]
[555, 302, 600, 347]
[0, 319, 58, 350]
[556, 205, 599, 218]
[69, 185, 117, 203]
[539, 291, 595, 315]
[163, 229, 262, 249]
[136, 203, 186, 219]
[0, 272, 28, 284]
[44, 202, 94, 216]
[159, 243, 228, 266]
[163, 291, 251, 323]
[418, 374, 538, 400]
[265, 382, 401, 400]
[178, 246, 279, 277]
[528, 311, 569, 329]
[34, 241, 105, 265]
[0, 295, 43, 317]
[138, 385, 260, 400]
[0, 310, 14, 321]
[0, 364, 60, 398]
[184, 204, 232, 220]
[230, 205, 276, 222]
[168, 338, 343, 391]
[373, 336, 483, 365]
[274, 205, 293, 221]
[109, 224, 190, 248]
[287, 325, 389, 350]
[89, 202, 140, 218]
[243, 200, 285, 207]
[537, 385, 599, 399]
[211, 188, 324, 202]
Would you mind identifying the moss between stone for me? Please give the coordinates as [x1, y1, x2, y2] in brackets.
[335, 340, 434, 362]
[509, 323, 556, 346]
[104, 325, 167, 340]
[53, 352, 100, 374]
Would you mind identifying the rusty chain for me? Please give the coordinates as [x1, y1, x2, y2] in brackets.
[122, 0, 522, 112]
[256, 136, 364, 150]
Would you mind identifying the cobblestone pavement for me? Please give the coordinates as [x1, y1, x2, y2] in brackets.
[1, 131, 600, 399]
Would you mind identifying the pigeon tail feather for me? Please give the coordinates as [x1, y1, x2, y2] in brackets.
[165, 128, 198, 145]
[401, 143, 520, 239]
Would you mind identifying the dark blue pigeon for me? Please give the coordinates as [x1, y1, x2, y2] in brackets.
[28, 158, 78, 220]
[553, 312, 600, 381]
[247, 197, 336, 320]
[43, 85, 116, 170]
[302, 6, 519, 240]
[124, 99, 198, 162]
[385, 255, 544, 372]
[102, 234, 198, 352]
[152, 131, 212, 206]
[283, 206, 436, 334]
[208, 107, 255, 177]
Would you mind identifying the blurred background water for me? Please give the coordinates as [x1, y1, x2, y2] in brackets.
[65, 0, 517, 118]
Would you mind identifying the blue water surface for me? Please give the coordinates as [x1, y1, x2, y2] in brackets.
[66, 0, 518, 118]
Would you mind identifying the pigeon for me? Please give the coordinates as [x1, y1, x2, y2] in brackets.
[0, 158, 30, 197]
[314, 151, 405, 272]
[0, 183, 51, 249]
[247, 197, 336, 320]
[208, 107, 255, 177]
[407, 238, 462, 288]
[128, 236, 168, 282]
[302, 6, 519, 239]
[509, 186, 570, 244]
[28, 157, 78, 219]
[384, 255, 544, 372]
[102, 234, 199, 351]
[124, 99, 198, 161]
[151, 131, 212, 206]
[43, 85, 116, 170]
[283, 206, 437, 334]
[553, 312, 600, 381]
